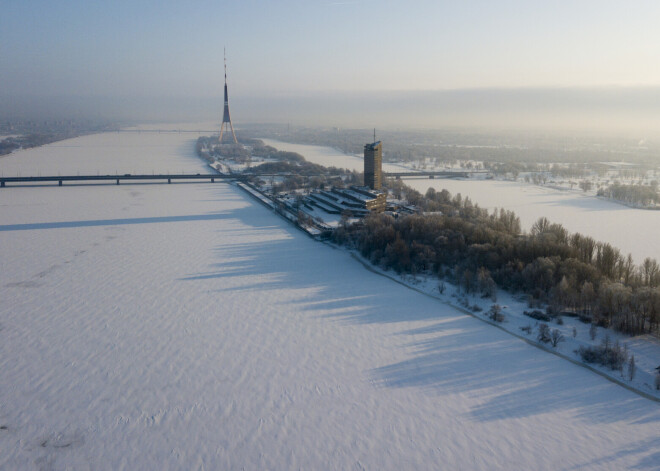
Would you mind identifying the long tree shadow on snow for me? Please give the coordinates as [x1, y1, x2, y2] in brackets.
[563, 436, 660, 470]
[0, 212, 236, 231]
[372, 318, 660, 467]
[371, 315, 660, 441]
[182, 230, 394, 324]
[180, 187, 444, 324]
[178, 189, 350, 298]
[183, 186, 660, 470]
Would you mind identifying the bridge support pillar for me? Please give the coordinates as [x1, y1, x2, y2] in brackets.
[59, 180, 62, 186]
[168, 178, 171, 184]
[116, 179, 120, 185]
[211, 177, 215, 183]
[1, 181, 4, 187]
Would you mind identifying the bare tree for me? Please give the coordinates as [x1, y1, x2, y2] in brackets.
[550, 329, 565, 347]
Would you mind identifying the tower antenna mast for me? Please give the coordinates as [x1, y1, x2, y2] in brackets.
[219, 47, 238, 144]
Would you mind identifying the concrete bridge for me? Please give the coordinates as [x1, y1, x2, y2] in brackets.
[0, 173, 239, 188]
[384, 170, 486, 179]
[239, 170, 485, 179]
[1, 169, 488, 188]
[114, 129, 218, 134]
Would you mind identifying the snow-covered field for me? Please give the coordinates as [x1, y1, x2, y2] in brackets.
[1, 132, 659, 469]
[404, 178, 660, 264]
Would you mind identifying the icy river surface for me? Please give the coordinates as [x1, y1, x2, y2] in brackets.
[0, 129, 658, 470]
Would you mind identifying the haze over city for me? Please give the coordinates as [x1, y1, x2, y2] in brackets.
[4, 0, 660, 134]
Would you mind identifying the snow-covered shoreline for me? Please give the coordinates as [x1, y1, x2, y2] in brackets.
[1, 130, 659, 469]
[339, 247, 660, 402]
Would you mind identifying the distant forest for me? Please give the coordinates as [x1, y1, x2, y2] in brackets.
[240, 124, 660, 166]
[334, 180, 660, 336]
[597, 182, 660, 207]
[0, 120, 116, 155]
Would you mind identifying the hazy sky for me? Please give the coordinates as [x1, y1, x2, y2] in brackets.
[3, 0, 660, 130]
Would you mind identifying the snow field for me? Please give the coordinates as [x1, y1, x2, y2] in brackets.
[0, 132, 658, 469]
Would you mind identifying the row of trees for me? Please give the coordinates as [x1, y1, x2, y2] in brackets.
[0, 133, 77, 156]
[550, 163, 589, 179]
[597, 182, 660, 207]
[334, 182, 660, 336]
[0, 137, 20, 155]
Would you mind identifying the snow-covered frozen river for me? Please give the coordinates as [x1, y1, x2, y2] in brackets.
[1, 130, 658, 469]
[260, 138, 409, 173]
[261, 139, 660, 264]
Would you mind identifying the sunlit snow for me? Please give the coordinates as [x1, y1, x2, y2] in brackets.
[0, 131, 658, 469]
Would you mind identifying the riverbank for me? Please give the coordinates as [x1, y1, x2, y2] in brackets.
[2, 128, 659, 469]
[230, 138, 660, 400]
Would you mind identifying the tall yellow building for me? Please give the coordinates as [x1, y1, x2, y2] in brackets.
[364, 141, 382, 190]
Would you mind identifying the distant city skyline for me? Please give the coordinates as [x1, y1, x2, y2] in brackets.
[3, 1, 660, 133]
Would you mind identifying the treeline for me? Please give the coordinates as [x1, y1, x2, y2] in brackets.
[0, 137, 20, 155]
[484, 161, 539, 178]
[196, 136, 250, 161]
[251, 161, 362, 193]
[550, 163, 589, 179]
[249, 160, 329, 176]
[334, 182, 660, 336]
[597, 182, 660, 207]
[242, 125, 659, 165]
[240, 138, 308, 163]
[242, 138, 364, 191]
[0, 133, 82, 156]
[196, 136, 310, 164]
[0, 120, 115, 155]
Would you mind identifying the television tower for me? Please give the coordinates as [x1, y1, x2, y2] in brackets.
[219, 48, 238, 144]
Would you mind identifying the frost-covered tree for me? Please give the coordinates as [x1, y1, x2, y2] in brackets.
[537, 323, 551, 343]
[478, 267, 497, 301]
[488, 304, 504, 322]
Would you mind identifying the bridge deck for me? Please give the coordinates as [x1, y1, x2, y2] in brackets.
[1, 170, 486, 188]
[114, 129, 218, 133]
[0, 174, 237, 187]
